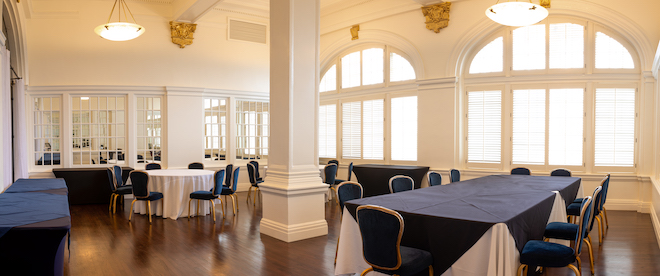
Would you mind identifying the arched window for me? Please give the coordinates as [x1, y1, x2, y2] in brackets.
[464, 18, 638, 173]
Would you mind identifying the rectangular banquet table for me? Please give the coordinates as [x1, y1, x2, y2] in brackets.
[0, 178, 70, 276]
[352, 164, 430, 197]
[52, 167, 132, 204]
[335, 175, 582, 276]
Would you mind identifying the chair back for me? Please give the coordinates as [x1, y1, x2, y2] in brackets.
[130, 171, 150, 198]
[575, 195, 594, 255]
[324, 164, 338, 185]
[347, 162, 354, 181]
[588, 185, 604, 232]
[212, 169, 226, 196]
[249, 161, 260, 179]
[231, 167, 240, 192]
[328, 160, 339, 166]
[107, 168, 117, 192]
[449, 169, 460, 183]
[600, 174, 611, 212]
[224, 164, 234, 187]
[389, 175, 414, 193]
[113, 165, 123, 186]
[145, 163, 161, 170]
[188, 162, 204, 169]
[550, 168, 571, 177]
[336, 181, 363, 211]
[357, 205, 404, 271]
[427, 171, 442, 186]
[247, 162, 258, 185]
[511, 167, 531, 175]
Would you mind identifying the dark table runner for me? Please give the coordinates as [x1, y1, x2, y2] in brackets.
[345, 174, 581, 276]
[352, 164, 430, 197]
[5, 178, 68, 194]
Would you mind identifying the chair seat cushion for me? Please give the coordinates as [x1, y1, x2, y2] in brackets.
[114, 185, 133, 195]
[373, 246, 433, 276]
[137, 192, 163, 201]
[220, 187, 235, 195]
[573, 198, 583, 203]
[520, 240, 576, 268]
[189, 190, 217, 200]
[566, 202, 581, 216]
[544, 222, 578, 240]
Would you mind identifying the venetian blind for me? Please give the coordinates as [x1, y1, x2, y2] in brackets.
[594, 88, 635, 166]
[342, 101, 361, 159]
[467, 90, 501, 163]
[548, 89, 583, 166]
[512, 89, 545, 164]
[362, 99, 384, 160]
[319, 104, 336, 158]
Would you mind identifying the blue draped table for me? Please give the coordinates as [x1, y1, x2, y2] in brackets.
[0, 178, 70, 276]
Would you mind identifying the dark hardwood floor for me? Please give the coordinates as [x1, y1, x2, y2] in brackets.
[64, 193, 660, 275]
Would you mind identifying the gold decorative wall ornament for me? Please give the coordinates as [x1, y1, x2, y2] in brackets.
[540, 0, 551, 8]
[350, 25, 360, 40]
[422, 2, 451, 33]
[170, 21, 197, 48]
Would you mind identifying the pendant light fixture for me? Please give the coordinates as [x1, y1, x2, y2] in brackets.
[94, 0, 145, 41]
[485, 0, 548, 27]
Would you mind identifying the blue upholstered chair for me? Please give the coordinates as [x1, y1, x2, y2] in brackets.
[356, 205, 434, 276]
[188, 169, 225, 222]
[324, 164, 339, 199]
[334, 181, 364, 264]
[188, 162, 204, 169]
[568, 175, 610, 244]
[113, 165, 124, 187]
[128, 170, 164, 224]
[517, 195, 593, 276]
[328, 159, 339, 166]
[221, 167, 240, 215]
[145, 163, 161, 170]
[247, 162, 264, 205]
[389, 175, 414, 193]
[427, 171, 442, 187]
[511, 167, 531, 175]
[106, 167, 132, 214]
[544, 186, 602, 275]
[334, 162, 354, 185]
[449, 169, 460, 183]
[550, 168, 571, 177]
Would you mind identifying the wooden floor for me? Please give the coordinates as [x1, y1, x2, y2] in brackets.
[64, 192, 660, 275]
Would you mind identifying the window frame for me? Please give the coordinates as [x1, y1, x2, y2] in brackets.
[30, 95, 63, 172]
[136, 96, 163, 167]
[202, 97, 229, 165]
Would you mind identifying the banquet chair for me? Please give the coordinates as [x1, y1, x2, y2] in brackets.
[128, 170, 164, 224]
[334, 162, 354, 185]
[188, 169, 225, 222]
[427, 171, 442, 186]
[249, 161, 264, 182]
[389, 175, 414, 193]
[324, 163, 338, 200]
[568, 175, 610, 243]
[328, 159, 339, 177]
[517, 195, 593, 276]
[449, 169, 460, 183]
[356, 205, 434, 276]
[550, 168, 571, 177]
[221, 167, 240, 215]
[188, 162, 204, 169]
[106, 168, 132, 214]
[145, 163, 161, 170]
[544, 186, 602, 275]
[511, 167, 531, 175]
[334, 181, 364, 264]
[247, 162, 264, 205]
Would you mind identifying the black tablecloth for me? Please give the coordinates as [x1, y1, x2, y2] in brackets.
[352, 164, 430, 197]
[52, 167, 132, 204]
[345, 174, 581, 276]
[0, 179, 70, 276]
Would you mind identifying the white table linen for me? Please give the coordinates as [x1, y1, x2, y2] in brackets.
[131, 169, 216, 220]
[335, 187, 584, 276]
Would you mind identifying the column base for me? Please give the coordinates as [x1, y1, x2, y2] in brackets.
[260, 218, 328, 243]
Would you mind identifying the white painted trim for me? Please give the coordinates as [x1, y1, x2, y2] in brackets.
[260, 218, 329, 243]
[320, 1, 419, 35]
[653, 42, 660, 79]
[26, 85, 268, 98]
[651, 197, 660, 250]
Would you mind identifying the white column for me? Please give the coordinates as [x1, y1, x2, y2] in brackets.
[260, 0, 328, 242]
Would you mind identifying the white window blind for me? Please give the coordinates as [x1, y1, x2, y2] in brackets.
[512, 89, 545, 164]
[595, 32, 634, 69]
[341, 52, 361, 89]
[467, 90, 501, 163]
[342, 101, 361, 159]
[363, 48, 384, 86]
[362, 99, 384, 160]
[595, 88, 635, 166]
[549, 89, 583, 166]
[512, 25, 545, 71]
[391, 96, 417, 161]
[320, 64, 337, 92]
[390, 53, 416, 82]
[549, 23, 584, 69]
[319, 104, 337, 158]
[469, 37, 503, 74]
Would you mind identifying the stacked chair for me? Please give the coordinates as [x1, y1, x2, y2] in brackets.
[247, 161, 264, 205]
[106, 165, 132, 214]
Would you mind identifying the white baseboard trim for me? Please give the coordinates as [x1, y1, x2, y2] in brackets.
[605, 199, 649, 212]
[260, 218, 328, 243]
[651, 203, 660, 251]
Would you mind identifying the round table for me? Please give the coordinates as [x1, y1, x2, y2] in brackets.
[131, 169, 216, 220]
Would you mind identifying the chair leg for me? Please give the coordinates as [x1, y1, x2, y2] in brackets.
[188, 198, 192, 219]
[595, 216, 603, 244]
[109, 194, 116, 212]
[334, 234, 340, 264]
[210, 200, 216, 223]
[567, 264, 581, 276]
[234, 194, 239, 213]
[218, 197, 225, 218]
[129, 199, 137, 221]
[360, 267, 373, 276]
[147, 200, 152, 224]
[517, 264, 527, 276]
[230, 194, 237, 215]
[246, 186, 253, 203]
[113, 195, 120, 214]
[584, 237, 594, 275]
[603, 207, 609, 229]
[428, 265, 433, 276]
[576, 256, 581, 273]
[196, 199, 200, 216]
